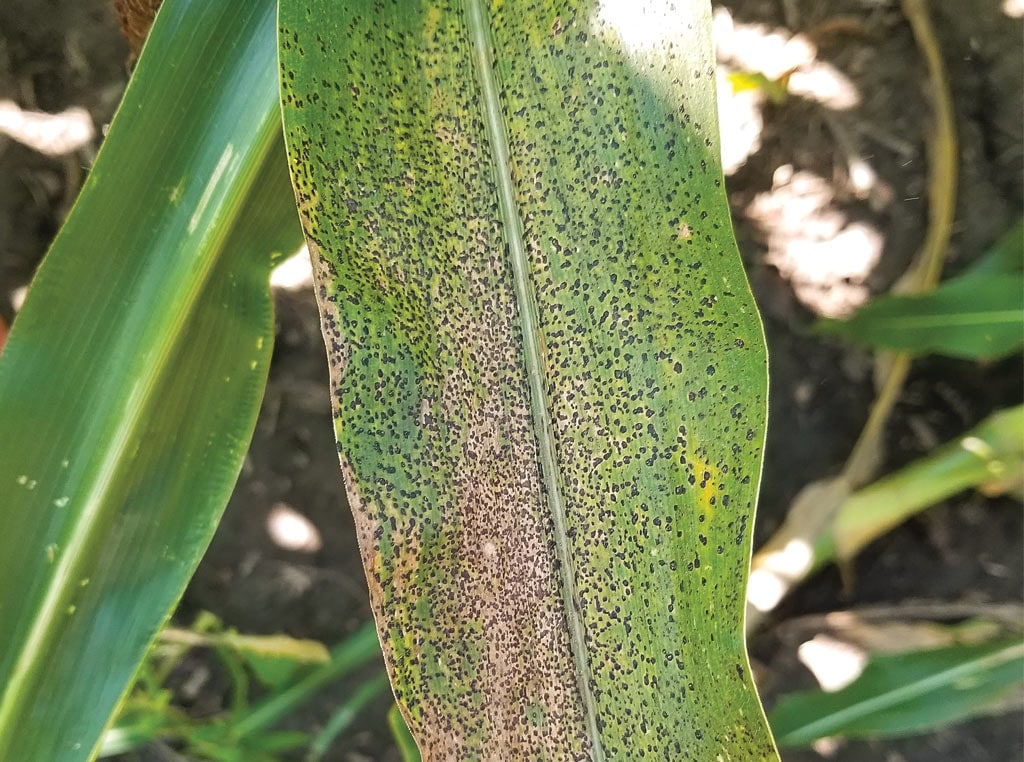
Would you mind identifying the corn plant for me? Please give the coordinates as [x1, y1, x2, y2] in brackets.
[0, 0, 779, 759]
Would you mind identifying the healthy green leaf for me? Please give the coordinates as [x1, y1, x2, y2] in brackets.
[829, 404, 1024, 563]
[964, 219, 1024, 277]
[279, 1, 775, 758]
[308, 672, 392, 761]
[746, 405, 1024, 631]
[818, 222, 1024, 360]
[245, 653, 306, 689]
[227, 621, 382, 742]
[770, 638, 1024, 747]
[389, 704, 422, 762]
[158, 627, 331, 665]
[819, 272, 1023, 360]
[0, 0, 300, 757]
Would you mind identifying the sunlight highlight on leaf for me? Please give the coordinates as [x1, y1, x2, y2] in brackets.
[595, 0, 692, 54]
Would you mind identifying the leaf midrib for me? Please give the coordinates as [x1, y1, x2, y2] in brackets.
[873, 310, 1023, 329]
[464, 1, 604, 757]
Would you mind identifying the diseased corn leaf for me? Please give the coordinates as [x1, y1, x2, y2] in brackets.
[279, 1, 775, 759]
[0, 0, 300, 757]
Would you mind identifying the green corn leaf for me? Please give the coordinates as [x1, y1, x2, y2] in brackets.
[157, 627, 331, 665]
[279, 1, 775, 758]
[818, 223, 1024, 360]
[307, 672, 391, 760]
[0, 0, 300, 758]
[770, 638, 1024, 747]
[963, 219, 1024, 277]
[389, 704, 422, 762]
[818, 272, 1024, 360]
[828, 404, 1024, 564]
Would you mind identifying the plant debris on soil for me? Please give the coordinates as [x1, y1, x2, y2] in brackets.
[0, 1, 1020, 760]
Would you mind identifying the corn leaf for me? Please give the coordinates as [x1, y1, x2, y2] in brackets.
[829, 404, 1024, 563]
[818, 223, 1024, 360]
[963, 219, 1024, 277]
[279, 1, 775, 758]
[770, 638, 1024, 747]
[0, 0, 300, 757]
[389, 704, 422, 762]
[818, 272, 1024, 361]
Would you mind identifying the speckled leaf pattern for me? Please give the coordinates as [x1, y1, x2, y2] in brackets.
[279, 1, 776, 759]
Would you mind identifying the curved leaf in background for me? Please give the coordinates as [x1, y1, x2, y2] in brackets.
[0, 0, 299, 758]
[964, 219, 1024, 277]
[770, 638, 1024, 747]
[830, 404, 1024, 563]
[280, 0, 775, 758]
[818, 221, 1024, 361]
[817, 273, 1024, 361]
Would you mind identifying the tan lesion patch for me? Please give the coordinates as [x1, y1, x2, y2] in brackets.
[304, 238, 351, 392]
[337, 455, 384, 597]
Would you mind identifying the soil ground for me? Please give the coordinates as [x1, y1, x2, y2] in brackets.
[0, 1, 1020, 760]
